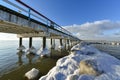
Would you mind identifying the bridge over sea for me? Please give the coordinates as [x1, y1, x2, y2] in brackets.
[0, 0, 80, 53]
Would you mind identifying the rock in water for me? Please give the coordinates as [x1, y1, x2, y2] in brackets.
[25, 68, 39, 80]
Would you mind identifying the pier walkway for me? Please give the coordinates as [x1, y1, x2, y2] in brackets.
[0, 0, 80, 49]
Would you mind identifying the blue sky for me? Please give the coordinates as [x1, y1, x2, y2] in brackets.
[20, 0, 120, 25]
[0, 0, 120, 40]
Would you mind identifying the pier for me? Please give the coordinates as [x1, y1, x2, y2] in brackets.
[0, 0, 80, 52]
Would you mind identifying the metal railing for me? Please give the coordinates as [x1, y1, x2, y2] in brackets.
[1, 0, 79, 40]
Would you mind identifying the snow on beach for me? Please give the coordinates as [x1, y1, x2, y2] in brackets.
[39, 42, 120, 80]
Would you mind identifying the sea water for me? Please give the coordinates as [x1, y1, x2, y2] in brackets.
[93, 44, 120, 59]
[0, 39, 61, 76]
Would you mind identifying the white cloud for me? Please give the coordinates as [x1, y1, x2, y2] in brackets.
[1, 20, 120, 41]
[63, 20, 120, 41]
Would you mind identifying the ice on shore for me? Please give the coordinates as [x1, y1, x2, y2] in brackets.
[51, 44, 55, 49]
[57, 45, 64, 51]
[37, 47, 50, 57]
[26, 46, 36, 54]
[17, 45, 25, 51]
[58, 45, 64, 49]
[39, 42, 120, 80]
[78, 74, 94, 80]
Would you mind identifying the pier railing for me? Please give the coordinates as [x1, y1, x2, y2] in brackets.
[0, 0, 79, 40]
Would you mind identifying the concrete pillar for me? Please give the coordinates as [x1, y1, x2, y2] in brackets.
[19, 37, 22, 47]
[43, 37, 46, 49]
[71, 40, 72, 47]
[53, 39, 55, 49]
[29, 37, 32, 48]
[50, 38, 55, 49]
[64, 39, 66, 49]
[60, 39, 63, 46]
[51, 38, 52, 46]
[50, 38, 52, 57]
[67, 39, 69, 45]
[67, 39, 69, 50]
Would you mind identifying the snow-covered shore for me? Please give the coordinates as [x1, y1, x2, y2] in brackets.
[39, 42, 120, 80]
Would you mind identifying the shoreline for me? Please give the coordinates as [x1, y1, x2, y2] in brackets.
[39, 42, 120, 80]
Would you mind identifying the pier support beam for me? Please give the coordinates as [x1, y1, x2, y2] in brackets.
[53, 39, 55, 49]
[29, 37, 32, 48]
[59, 39, 63, 54]
[50, 38, 53, 57]
[43, 37, 46, 49]
[51, 38, 52, 46]
[64, 39, 66, 50]
[67, 39, 70, 50]
[60, 39, 63, 46]
[71, 40, 73, 47]
[19, 37, 22, 47]
[50, 38, 55, 49]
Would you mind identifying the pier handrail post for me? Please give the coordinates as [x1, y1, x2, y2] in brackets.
[28, 8, 31, 26]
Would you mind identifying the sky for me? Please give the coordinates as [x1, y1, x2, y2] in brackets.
[0, 0, 120, 41]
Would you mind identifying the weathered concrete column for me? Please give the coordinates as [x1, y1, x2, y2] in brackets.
[72, 41, 73, 46]
[67, 39, 69, 50]
[51, 38, 55, 48]
[64, 39, 66, 50]
[29, 37, 32, 48]
[19, 37, 22, 47]
[51, 38, 52, 46]
[70, 40, 72, 47]
[53, 39, 55, 49]
[67, 39, 69, 45]
[60, 39, 63, 46]
[50, 38, 53, 57]
[43, 37, 46, 49]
